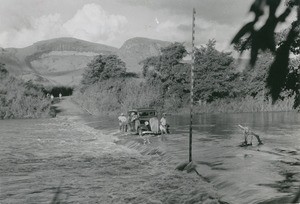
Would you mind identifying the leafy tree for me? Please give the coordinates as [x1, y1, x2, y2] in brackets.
[232, 0, 300, 109]
[141, 43, 190, 108]
[240, 52, 274, 97]
[81, 54, 126, 85]
[285, 57, 300, 104]
[194, 40, 239, 102]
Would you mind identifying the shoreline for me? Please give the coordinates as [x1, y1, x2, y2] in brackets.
[72, 93, 297, 117]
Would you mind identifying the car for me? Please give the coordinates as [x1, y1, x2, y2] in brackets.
[127, 108, 159, 136]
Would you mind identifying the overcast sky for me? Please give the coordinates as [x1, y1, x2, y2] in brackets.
[0, 0, 297, 50]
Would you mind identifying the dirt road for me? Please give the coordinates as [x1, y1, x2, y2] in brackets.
[0, 97, 222, 204]
[52, 97, 88, 116]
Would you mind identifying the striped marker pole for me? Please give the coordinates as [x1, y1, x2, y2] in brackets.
[189, 8, 196, 163]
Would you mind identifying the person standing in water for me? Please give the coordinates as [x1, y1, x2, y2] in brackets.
[160, 113, 167, 134]
[118, 113, 127, 132]
[238, 124, 263, 146]
[131, 112, 140, 134]
[50, 94, 54, 103]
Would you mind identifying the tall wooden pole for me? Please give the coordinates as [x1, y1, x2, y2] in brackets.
[189, 8, 196, 162]
[298, 0, 300, 21]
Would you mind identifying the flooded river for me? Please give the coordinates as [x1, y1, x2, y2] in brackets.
[86, 111, 300, 204]
[1, 110, 299, 204]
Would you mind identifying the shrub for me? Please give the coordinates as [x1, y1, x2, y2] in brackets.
[0, 73, 51, 119]
[73, 78, 163, 115]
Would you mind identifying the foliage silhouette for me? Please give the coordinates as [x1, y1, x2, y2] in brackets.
[231, 0, 300, 109]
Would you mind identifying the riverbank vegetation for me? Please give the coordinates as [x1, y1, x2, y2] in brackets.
[0, 64, 52, 119]
[74, 0, 300, 116]
[73, 38, 299, 115]
[73, 55, 162, 115]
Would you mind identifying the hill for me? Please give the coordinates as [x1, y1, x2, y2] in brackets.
[117, 37, 171, 73]
[0, 37, 170, 86]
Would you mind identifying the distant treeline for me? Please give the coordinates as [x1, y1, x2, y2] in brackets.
[44, 86, 74, 97]
[73, 40, 299, 115]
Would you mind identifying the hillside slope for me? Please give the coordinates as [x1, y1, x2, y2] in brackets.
[118, 37, 171, 73]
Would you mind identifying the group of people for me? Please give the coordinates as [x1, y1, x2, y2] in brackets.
[117, 112, 168, 135]
[46, 93, 63, 103]
[46, 93, 54, 101]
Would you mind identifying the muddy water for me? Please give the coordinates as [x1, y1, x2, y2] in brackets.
[166, 112, 300, 204]
[87, 111, 300, 204]
[0, 116, 222, 204]
[1, 111, 299, 204]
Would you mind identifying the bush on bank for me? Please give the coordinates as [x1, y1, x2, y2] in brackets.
[73, 78, 162, 115]
[0, 65, 51, 119]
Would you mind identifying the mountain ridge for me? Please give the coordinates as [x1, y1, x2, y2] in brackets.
[0, 37, 171, 86]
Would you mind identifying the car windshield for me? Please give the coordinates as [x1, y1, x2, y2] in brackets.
[128, 111, 137, 115]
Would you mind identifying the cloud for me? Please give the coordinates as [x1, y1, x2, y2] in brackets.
[63, 4, 127, 44]
[154, 17, 236, 50]
[119, 0, 252, 25]
[0, 3, 127, 48]
[0, 14, 66, 48]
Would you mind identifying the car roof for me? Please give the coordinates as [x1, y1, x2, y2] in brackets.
[130, 108, 155, 110]
[138, 108, 156, 112]
[128, 108, 156, 112]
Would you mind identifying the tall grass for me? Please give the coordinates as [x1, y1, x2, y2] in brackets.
[73, 79, 162, 115]
[73, 77, 296, 116]
[192, 95, 295, 114]
[118, 80, 163, 113]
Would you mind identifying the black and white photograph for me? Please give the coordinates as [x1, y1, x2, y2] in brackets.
[0, 0, 299, 203]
